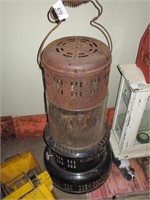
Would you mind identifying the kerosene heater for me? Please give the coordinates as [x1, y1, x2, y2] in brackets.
[38, 0, 112, 194]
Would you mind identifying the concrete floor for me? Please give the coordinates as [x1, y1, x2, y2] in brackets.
[1, 137, 88, 200]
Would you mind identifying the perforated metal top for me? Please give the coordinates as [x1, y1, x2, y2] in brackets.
[41, 36, 112, 111]
[41, 36, 111, 74]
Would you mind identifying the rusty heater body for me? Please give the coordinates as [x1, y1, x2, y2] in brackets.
[41, 35, 112, 193]
[38, 0, 112, 194]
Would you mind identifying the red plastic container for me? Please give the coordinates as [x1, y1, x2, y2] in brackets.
[136, 24, 150, 83]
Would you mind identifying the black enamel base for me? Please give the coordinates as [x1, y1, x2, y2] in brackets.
[44, 144, 112, 194]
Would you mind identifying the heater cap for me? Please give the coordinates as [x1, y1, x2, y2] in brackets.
[41, 36, 111, 73]
[41, 36, 112, 111]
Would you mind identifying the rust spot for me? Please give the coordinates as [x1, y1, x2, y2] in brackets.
[0, 116, 15, 139]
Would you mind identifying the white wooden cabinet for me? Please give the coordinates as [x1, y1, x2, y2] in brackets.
[110, 64, 150, 160]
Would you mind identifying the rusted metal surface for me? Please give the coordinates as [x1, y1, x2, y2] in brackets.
[62, 0, 89, 7]
[106, 108, 115, 128]
[41, 36, 111, 111]
[41, 35, 112, 193]
[13, 114, 47, 139]
[0, 116, 15, 139]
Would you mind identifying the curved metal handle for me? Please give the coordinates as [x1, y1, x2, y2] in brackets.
[37, 22, 62, 66]
[37, 0, 112, 66]
[89, 0, 113, 52]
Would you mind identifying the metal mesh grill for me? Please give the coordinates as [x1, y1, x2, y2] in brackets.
[41, 36, 111, 111]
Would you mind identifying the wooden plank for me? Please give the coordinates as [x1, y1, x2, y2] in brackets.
[88, 166, 118, 200]
[124, 177, 136, 193]
[88, 184, 106, 200]
[130, 159, 149, 191]
[88, 157, 149, 200]
[0, 116, 15, 139]
[87, 192, 93, 200]
[102, 164, 119, 198]
[12, 114, 47, 138]
[103, 181, 114, 198]
[111, 161, 128, 194]
[97, 184, 107, 199]
[122, 159, 137, 193]
[90, 186, 104, 199]
[138, 157, 150, 180]
[106, 108, 115, 128]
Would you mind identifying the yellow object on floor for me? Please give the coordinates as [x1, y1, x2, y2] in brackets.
[0, 150, 55, 200]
